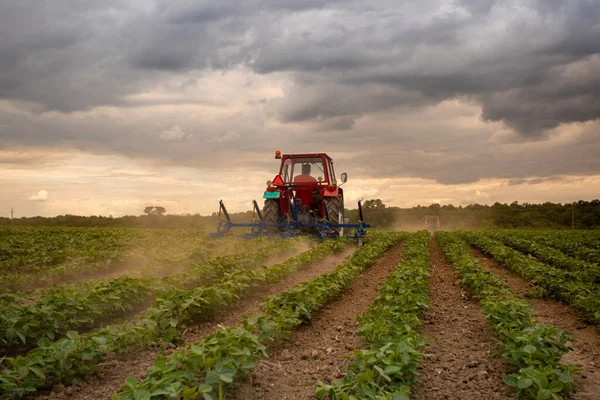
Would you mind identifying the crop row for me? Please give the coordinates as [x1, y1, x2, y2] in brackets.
[0, 229, 269, 292]
[484, 230, 600, 281]
[463, 232, 600, 325]
[0, 239, 346, 398]
[437, 232, 577, 399]
[317, 230, 430, 399]
[0, 238, 298, 352]
[504, 230, 600, 264]
[0, 227, 134, 274]
[118, 232, 405, 400]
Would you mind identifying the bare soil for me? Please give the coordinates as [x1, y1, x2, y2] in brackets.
[234, 243, 405, 400]
[43, 247, 355, 400]
[411, 238, 515, 400]
[471, 248, 600, 400]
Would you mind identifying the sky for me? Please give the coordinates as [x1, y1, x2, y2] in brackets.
[1, 0, 599, 217]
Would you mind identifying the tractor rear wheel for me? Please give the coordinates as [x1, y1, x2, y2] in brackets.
[327, 195, 345, 235]
[263, 199, 282, 232]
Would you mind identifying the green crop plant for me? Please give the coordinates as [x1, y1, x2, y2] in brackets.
[484, 230, 600, 282]
[493, 230, 600, 264]
[463, 232, 600, 325]
[0, 238, 298, 352]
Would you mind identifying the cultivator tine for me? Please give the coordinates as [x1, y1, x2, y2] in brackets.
[243, 200, 267, 239]
[219, 200, 232, 223]
[252, 200, 264, 222]
[357, 200, 364, 224]
[209, 200, 234, 238]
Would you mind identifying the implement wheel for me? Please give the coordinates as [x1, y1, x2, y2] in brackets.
[327, 195, 345, 235]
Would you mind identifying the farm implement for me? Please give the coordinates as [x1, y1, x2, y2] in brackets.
[211, 152, 370, 241]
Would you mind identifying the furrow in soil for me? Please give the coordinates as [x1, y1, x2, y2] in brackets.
[234, 242, 405, 400]
[471, 247, 600, 400]
[411, 237, 515, 400]
[41, 248, 355, 400]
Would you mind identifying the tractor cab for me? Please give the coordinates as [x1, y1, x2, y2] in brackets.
[279, 154, 334, 185]
[276, 154, 334, 210]
[264, 152, 347, 229]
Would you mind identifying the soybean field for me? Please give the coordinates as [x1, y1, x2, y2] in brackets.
[0, 227, 599, 400]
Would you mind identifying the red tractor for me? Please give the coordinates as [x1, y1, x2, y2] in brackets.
[263, 151, 347, 230]
[424, 215, 440, 232]
[211, 151, 369, 240]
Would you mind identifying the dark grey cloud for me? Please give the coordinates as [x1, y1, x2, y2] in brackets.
[2, 1, 598, 127]
[0, 0, 599, 186]
[507, 176, 564, 186]
[2, 0, 597, 134]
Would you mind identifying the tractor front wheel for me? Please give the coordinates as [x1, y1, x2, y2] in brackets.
[327, 195, 345, 235]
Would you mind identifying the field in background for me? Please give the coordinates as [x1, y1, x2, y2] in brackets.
[0, 227, 598, 399]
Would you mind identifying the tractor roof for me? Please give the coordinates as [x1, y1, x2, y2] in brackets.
[283, 153, 333, 160]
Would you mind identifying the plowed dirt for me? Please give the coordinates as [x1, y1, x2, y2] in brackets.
[234, 243, 405, 400]
[471, 248, 600, 400]
[411, 237, 515, 400]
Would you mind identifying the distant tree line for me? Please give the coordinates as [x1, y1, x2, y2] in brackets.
[0, 206, 255, 230]
[345, 199, 600, 230]
[1, 200, 599, 230]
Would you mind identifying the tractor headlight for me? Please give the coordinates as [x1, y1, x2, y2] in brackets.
[331, 179, 337, 186]
[267, 180, 273, 187]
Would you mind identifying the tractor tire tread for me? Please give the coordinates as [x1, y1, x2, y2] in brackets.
[263, 199, 282, 228]
[327, 195, 344, 233]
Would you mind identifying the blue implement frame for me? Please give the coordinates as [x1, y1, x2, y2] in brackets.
[210, 197, 370, 242]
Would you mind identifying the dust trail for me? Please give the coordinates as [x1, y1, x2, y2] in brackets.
[254, 240, 314, 269]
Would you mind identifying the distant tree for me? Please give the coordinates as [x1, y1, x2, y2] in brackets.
[363, 199, 386, 211]
[143, 206, 166, 216]
[428, 203, 441, 212]
[362, 199, 389, 227]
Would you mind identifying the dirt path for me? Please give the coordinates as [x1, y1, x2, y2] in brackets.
[471, 248, 600, 400]
[234, 243, 405, 400]
[411, 238, 515, 400]
[40, 248, 355, 400]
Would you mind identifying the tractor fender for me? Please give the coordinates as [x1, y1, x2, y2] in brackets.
[322, 186, 339, 197]
[263, 190, 280, 199]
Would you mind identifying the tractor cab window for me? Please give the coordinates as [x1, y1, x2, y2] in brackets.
[281, 157, 326, 184]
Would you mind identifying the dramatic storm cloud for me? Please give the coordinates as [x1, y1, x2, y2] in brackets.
[0, 0, 599, 216]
